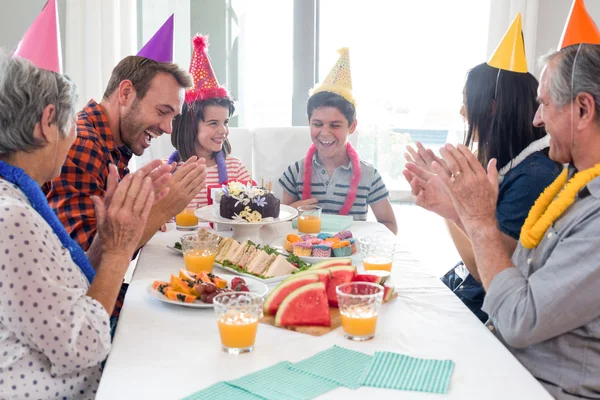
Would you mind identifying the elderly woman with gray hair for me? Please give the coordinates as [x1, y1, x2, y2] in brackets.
[0, 53, 171, 399]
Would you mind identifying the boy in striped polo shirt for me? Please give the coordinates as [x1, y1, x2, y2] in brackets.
[279, 48, 397, 234]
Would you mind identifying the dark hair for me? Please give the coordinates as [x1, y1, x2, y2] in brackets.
[103, 56, 192, 99]
[464, 63, 546, 169]
[307, 91, 356, 125]
[171, 97, 235, 161]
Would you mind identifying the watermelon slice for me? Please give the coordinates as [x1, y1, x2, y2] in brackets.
[353, 270, 391, 285]
[289, 269, 331, 289]
[263, 273, 320, 315]
[326, 265, 357, 307]
[383, 285, 396, 303]
[309, 258, 352, 270]
[275, 282, 330, 327]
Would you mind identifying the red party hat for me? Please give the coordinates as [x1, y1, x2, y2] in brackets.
[185, 34, 229, 103]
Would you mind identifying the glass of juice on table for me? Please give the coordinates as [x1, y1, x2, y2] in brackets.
[336, 282, 383, 341]
[297, 205, 322, 234]
[181, 234, 219, 274]
[213, 292, 263, 354]
[358, 236, 396, 272]
[175, 208, 199, 231]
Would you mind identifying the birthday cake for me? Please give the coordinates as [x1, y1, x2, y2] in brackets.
[219, 181, 280, 222]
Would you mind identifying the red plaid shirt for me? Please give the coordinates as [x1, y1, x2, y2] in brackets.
[44, 100, 131, 251]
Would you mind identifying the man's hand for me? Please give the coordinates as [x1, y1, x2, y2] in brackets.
[433, 144, 499, 233]
[153, 156, 207, 221]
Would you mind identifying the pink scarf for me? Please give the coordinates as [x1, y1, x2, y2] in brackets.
[302, 142, 361, 215]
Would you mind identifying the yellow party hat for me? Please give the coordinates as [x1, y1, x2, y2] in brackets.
[310, 47, 355, 105]
[487, 13, 528, 73]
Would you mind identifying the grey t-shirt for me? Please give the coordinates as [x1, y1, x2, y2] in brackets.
[483, 165, 600, 399]
[279, 154, 389, 220]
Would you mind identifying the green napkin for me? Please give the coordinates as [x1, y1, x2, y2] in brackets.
[227, 361, 338, 400]
[360, 351, 454, 394]
[289, 345, 372, 389]
[291, 214, 353, 232]
[181, 382, 264, 400]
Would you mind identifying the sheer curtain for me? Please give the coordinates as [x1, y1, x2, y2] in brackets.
[64, 0, 137, 110]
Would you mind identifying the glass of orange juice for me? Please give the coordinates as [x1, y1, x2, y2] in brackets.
[181, 234, 218, 274]
[175, 208, 199, 231]
[358, 236, 396, 272]
[213, 292, 263, 354]
[297, 205, 322, 234]
[336, 282, 383, 341]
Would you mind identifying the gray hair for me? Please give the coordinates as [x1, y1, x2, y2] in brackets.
[541, 44, 600, 121]
[0, 50, 77, 156]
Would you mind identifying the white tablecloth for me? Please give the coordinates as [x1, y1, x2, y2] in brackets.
[96, 222, 551, 399]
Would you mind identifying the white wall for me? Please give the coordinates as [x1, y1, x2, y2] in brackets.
[0, 0, 57, 51]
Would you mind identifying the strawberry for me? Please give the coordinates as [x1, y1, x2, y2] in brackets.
[234, 284, 250, 292]
[231, 277, 246, 289]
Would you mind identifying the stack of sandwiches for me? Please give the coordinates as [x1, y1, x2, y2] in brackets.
[196, 229, 297, 278]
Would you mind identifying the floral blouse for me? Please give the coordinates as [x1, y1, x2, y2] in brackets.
[0, 179, 111, 400]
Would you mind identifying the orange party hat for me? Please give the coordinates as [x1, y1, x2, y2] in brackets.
[559, 0, 600, 49]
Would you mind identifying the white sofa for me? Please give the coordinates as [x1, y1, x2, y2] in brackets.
[136, 127, 358, 198]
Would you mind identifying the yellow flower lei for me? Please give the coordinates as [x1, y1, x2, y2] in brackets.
[520, 163, 600, 249]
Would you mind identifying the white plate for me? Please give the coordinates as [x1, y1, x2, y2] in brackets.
[146, 273, 269, 309]
[212, 263, 293, 284]
[270, 239, 361, 264]
[194, 204, 298, 226]
[164, 245, 294, 283]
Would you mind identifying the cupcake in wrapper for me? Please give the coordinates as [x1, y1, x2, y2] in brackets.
[317, 233, 333, 240]
[284, 234, 302, 252]
[307, 238, 323, 245]
[301, 234, 315, 241]
[332, 240, 352, 257]
[334, 230, 353, 240]
[324, 237, 341, 245]
[349, 238, 357, 254]
[293, 241, 313, 257]
[312, 243, 332, 257]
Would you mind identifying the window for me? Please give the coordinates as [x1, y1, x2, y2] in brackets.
[319, 0, 490, 196]
[232, 0, 294, 128]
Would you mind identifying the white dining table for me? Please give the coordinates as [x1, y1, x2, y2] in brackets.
[95, 221, 552, 399]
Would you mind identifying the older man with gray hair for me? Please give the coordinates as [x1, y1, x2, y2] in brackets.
[429, 8, 600, 400]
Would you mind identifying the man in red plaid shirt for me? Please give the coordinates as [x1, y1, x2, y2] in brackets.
[44, 56, 207, 252]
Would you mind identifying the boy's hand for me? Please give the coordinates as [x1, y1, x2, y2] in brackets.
[291, 198, 318, 209]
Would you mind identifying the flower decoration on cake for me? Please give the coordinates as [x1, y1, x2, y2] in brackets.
[219, 181, 281, 222]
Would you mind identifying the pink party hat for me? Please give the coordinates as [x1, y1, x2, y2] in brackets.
[13, 0, 62, 73]
[137, 14, 174, 63]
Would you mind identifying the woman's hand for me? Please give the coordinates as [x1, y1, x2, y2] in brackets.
[403, 162, 459, 222]
[405, 141, 450, 175]
[91, 169, 155, 260]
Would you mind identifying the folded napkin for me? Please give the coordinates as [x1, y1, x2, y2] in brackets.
[291, 214, 353, 232]
[181, 382, 264, 400]
[360, 351, 454, 394]
[289, 345, 372, 389]
[227, 361, 338, 400]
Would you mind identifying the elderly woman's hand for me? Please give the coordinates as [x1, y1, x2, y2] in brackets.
[91, 169, 156, 259]
[403, 161, 459, 222]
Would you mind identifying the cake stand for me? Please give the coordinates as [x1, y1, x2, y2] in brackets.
[194, 204, 298, 244]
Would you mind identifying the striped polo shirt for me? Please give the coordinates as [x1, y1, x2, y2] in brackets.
[278, 154, 389, 220]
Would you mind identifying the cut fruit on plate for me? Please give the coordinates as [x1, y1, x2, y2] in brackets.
[325, 265, 357, 308]
[274, 282, 331, 327]
[263, 273, 320, 315]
